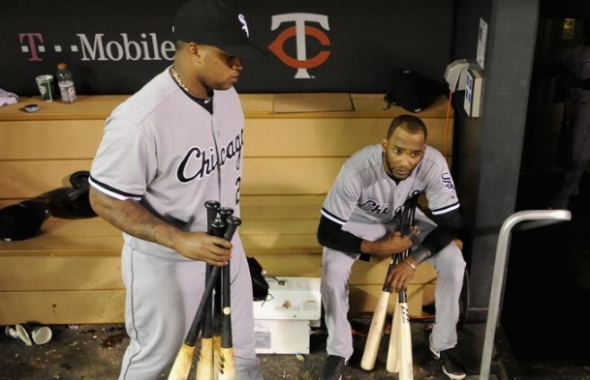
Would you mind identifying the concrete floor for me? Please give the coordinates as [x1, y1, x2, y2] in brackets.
[1, 320, 589, 380]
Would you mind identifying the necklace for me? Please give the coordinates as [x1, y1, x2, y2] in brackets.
[170, 66, 211, 102]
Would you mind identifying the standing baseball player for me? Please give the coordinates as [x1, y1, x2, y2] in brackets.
[88, 0, 266, 379]
[550, 20, 590, 210]
[318, 115, 467, 380]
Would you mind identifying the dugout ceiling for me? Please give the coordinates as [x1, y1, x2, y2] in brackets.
[1, 0, 455, 96]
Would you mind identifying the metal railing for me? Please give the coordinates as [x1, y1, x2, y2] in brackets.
[472, 209, 572, 380]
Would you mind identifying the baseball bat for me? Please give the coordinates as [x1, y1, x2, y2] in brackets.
[168, 265, 221, 380]
[385, 295, 401, 373]
[361, 196, 417, 371]
[218, 215, 241, 380]
[197, 201, 221, 380]
[168, 215, 235, 380]
[401, 198, 417, 378]
[212, 207, 234, 380]
[397, 290, 414, 380]
[360, 253, 401, 371]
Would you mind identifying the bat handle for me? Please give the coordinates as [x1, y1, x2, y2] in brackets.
[185, 266, 221, 346]
[219, 216, 240, 380]
[218, 207, 234, 224]
[223, 216, 242, 241]
[205, 200, 221, 235]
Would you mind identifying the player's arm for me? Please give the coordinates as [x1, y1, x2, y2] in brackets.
[404, 207, 464, 268]
[317, 214, 413, 258]
[89, 187, 231, 265]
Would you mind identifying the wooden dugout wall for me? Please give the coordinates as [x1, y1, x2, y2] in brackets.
[0, 94, 453, 324]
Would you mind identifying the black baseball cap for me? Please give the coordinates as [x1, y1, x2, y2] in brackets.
[0, 200, 50, 241]
[172, 0, 267, 59]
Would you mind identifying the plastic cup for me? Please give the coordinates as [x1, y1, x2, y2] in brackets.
[31, 326, 52, 345]
[4, 325, 32, 346]
[35, 75, 54, 101]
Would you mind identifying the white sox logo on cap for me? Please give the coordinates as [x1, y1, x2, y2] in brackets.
[238, 14, 249, 37]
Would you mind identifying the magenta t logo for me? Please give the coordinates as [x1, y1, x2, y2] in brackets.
[19, 33, 44, 61]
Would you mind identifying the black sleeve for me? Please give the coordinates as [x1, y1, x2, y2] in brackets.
[317, 215, 363, 254]
[421, 208, 464, 256]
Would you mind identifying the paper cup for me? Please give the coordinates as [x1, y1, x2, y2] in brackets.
[4, 325, 32, 346]
[35, 75, 54, 102]
[31, 326, 52, 345]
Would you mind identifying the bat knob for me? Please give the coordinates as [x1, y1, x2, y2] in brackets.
[223, 216, 242, 241]
[205, 200, 220, 210]
[211, 217, 227, 238]
[205, 200, 221, 235]
[219, 207, 234, 223]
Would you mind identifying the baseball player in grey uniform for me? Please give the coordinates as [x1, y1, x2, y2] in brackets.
[318, 115, 466, 380]
[88, 1, 266, 379]
[550, 20, 590, 209]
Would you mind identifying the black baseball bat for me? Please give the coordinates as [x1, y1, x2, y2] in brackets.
[168, 214, 232, 380]
[196, 200, 221, 380]
[218, 215, 241, 380]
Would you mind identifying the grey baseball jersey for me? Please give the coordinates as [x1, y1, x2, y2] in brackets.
[321, 144, 459, 240]
[90, 68, 245, 259]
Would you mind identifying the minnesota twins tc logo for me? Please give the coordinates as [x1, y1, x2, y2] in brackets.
[268, 13, 331, 79]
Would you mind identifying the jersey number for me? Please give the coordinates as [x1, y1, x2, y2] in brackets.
[235, 176, 241, 205]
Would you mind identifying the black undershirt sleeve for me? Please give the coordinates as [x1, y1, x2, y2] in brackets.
[317, 215, 363, 254]
[421, 208, 464, 256]
[317, 207, 464, 262]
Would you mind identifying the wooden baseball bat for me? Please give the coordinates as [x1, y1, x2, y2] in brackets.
[196, 201, 221, 380]
[218, 215, 241, 380]
[212, 207, 234, 380]
[361, 196, 417, 371]
[397, 290, 414, 380]
[168, 214, 236, 380]
[168, 265, 221, 380]
[385, 295, 401, 373]
[401, 198, 417, 380]
[386, 197, 417, 378]
[360, 253, 401, 371]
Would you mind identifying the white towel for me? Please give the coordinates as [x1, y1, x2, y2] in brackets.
[0, 89, 18, 107]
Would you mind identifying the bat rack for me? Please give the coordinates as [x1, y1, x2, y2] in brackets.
[466, 209, 571, 380]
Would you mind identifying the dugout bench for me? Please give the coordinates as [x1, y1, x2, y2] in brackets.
[0, 94, 454, 325]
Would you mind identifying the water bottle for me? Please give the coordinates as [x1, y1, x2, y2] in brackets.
[56, 63, 76, 103]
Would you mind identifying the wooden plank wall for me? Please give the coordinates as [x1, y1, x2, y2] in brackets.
[0, 94, 452, 324]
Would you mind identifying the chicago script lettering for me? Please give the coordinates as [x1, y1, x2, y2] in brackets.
[177, 131, 243, 183]
[359, 199, 389, 214]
